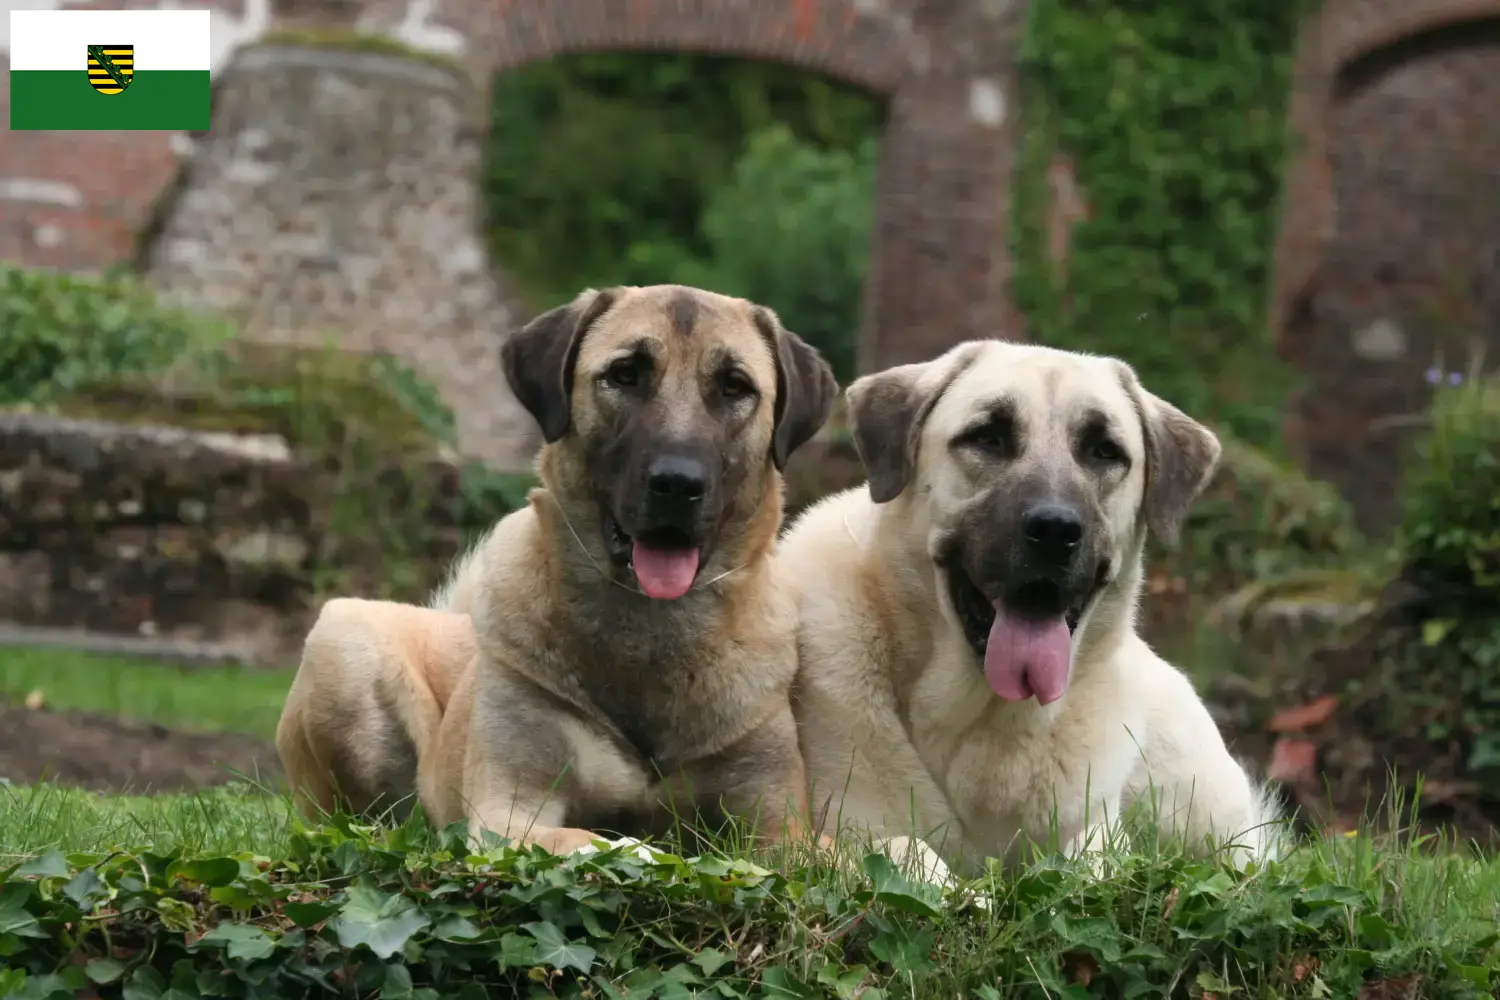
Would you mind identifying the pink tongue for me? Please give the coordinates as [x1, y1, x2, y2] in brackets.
[631, 542, 701, 600]
[984, 605, 1073, 705]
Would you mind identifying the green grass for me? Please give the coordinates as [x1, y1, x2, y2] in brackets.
[1, 782, 1498, 998]
[2, 650, 1497, 996]
[0, 646, 292, 740]
[0, 781, 296, 863]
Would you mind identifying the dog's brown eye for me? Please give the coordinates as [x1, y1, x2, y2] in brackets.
[604, 359, 642, 388]
[1092, 439, 1125, 463]
[960, 420, 1014, 457]
[720, 372, 755, 400]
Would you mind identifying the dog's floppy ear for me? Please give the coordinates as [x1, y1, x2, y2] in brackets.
[501, 287, 619, 443]
[753, 306, 838, 470]
[1117, 362, 1222, 545]
[845, 362, 929, 504]
[846, 343, 981, 503]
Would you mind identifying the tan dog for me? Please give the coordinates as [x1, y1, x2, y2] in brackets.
[276, 285, 838, 855]
[784, 340, 1282, 879]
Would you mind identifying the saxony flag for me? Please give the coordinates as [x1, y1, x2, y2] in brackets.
[9, 9, 210, 131]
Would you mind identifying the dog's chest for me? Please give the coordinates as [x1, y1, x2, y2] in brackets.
[553, 616, 789, 761]
[556, 724, 749, 841]
[916, 683, 1144, 859]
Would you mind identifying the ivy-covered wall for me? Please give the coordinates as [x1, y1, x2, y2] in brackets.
[1012, 0, 1310, 449]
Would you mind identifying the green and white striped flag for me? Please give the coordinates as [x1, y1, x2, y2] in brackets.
[9, 9, 210, 131]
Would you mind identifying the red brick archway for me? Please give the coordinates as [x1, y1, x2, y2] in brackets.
[0, 0, 1028, 468]
[0, 0, 1028, 380]
[456, 0, 1028, 373]
[1272, 0, 1500, 529]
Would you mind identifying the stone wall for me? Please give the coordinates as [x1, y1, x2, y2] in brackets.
[0, 0, 1029, 472]
[1272, 0, 1500, 532]
[144, 43, 540, 468]
[5, 0, 1499, 519]
[0, 412, 475, 665]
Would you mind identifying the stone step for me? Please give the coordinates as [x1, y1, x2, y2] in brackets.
[0, 623, 266, 669]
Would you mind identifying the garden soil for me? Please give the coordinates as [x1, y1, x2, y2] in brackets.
[0, 703, 281, 793]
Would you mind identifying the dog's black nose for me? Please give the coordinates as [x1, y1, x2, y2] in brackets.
[1022, 504, 1083, 558]
[646, 454, 707, 503]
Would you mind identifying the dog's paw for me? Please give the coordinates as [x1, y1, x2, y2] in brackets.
[878, 835, 957, 888]
[528, 826, 609, 856]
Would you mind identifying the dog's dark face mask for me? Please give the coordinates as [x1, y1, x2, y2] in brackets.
[501, 285, 836, 600]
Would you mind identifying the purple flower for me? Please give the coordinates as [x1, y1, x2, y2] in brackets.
[1425, 367, 1443, 385]
[1448, 371, 1464, 386]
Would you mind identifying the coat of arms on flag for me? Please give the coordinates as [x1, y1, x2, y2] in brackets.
[86, 44, 134, 94]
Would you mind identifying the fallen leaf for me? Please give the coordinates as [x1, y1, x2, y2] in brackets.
[1161, 886, 1180, 920]
[1060, 951, 1098, 986]
[1411, 779, 1478, 805]
[1292, 956, 1319, 983]
[24, 688, 45, 711]
[1358, 974, 1422, 1000]
[1267, 737, 1320, 787]
[1266, 694, 1338, 733]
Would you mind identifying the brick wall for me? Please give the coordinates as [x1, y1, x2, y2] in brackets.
[1271, 0, 1500, 531]
[315, 0, 1035, 370]
[0, 0, 242, 271]
[5, 0, 1498, 504]
[0, 0, 1028, 472]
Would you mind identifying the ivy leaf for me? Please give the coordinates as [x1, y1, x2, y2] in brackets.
[522, 921, 596, 973]
[868, 922, 936, 978]
[496, 931, 536, 970]
[121, 967, 167, 1000]
[61, 868, 108, 910]
[200, 922, 277, 961]
[860, 854, 943, 917]
[693, 947, 732, 977]
[150, 897, 197, 936]
[760, 966, 817, 998]
[169, 857, 241, 887]
[0, 886, 44, 938]
[331, 880, 431, 960]
[432, 913, 481, 941]
[14, 851, 68, 880]
[283, 901, 339, 928]
[84, 958, 127, 985]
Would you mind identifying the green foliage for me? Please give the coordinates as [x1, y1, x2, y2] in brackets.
[1396, 376, 1500, 776]
[0, 264, 530, 602]
[2, 814, 1497, 999]
[1175, 434, 1367, 587]
[455, 461, 539, 527]
[0, 265, 230, 405]
[1013, 0, 1307, 448]
[683, 126, 876, 379]
[1402, 377, 1500, 606]
[482, 53, 881, 308]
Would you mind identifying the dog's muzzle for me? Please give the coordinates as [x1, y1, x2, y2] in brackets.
[603, 450, 719, 601]
[941, 499, 1111, 707]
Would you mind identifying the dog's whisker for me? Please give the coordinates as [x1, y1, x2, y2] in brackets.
[546, 492, 746, 595]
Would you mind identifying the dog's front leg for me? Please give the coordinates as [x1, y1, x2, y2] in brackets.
[465, 794, 604, 857]
[717, 708, 840, 854]
[428, 665, 607, 857]
[460, 743, 605, 855]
